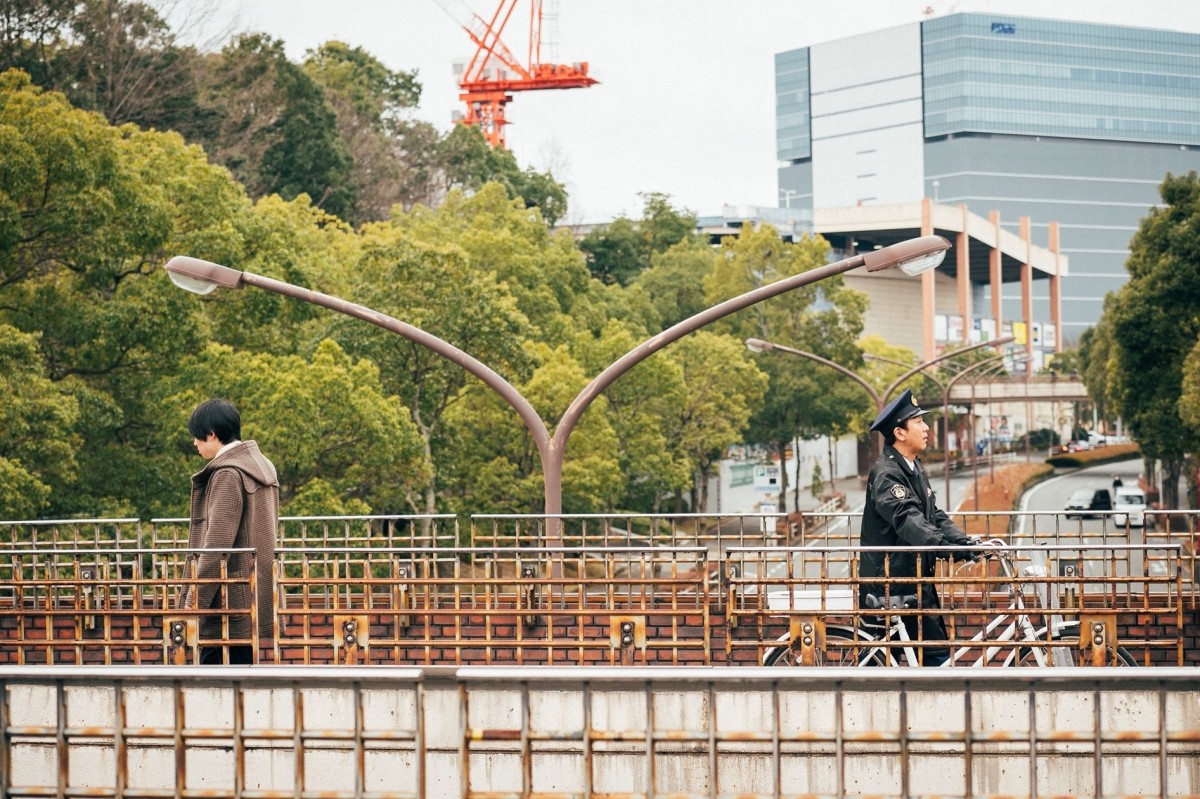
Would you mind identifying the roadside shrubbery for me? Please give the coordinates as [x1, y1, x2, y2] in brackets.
[1044, 442, 1140, 468]
[958, 461, 1055, 537]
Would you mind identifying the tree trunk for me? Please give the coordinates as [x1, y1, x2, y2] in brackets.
[1186, 456, 1199, 510]
[1161, 456, 1184, 508]
[793, 435, 801, 511]
[775, 440, 789, 514]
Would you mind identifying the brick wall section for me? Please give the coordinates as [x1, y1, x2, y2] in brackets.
[1, 601, 1196, 666]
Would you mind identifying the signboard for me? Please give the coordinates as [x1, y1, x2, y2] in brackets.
[753, 465, 781, 491]
[948, 315, 964, 343]
[759, 501, 778, 532]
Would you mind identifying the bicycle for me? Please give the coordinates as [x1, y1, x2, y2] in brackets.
[762, 538, 1137, 667]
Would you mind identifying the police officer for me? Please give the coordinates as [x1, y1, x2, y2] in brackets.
[860, 388, 978, 665]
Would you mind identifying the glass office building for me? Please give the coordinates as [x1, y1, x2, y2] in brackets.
[776, 13, 1200, 342]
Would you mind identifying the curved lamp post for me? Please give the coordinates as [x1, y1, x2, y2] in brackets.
[743, 339, 882, 474]
[971, 353, 1032, 490]
[878, 336, 1014, 406]
[165, 235, 951, 552]
[743, 339, 882, 412]
[942, 353, 1014, 509]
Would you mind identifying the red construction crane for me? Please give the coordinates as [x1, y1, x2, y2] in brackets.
[454, 0, 597, 149]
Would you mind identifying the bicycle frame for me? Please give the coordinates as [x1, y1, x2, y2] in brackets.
[787, 540, 1067, 667]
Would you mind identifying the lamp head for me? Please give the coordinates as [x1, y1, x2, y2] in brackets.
[744, 338, 774, 354]
[861, 235, 950, 275]
[164, 256, 245, 295]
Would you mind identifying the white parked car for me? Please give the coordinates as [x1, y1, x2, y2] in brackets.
[1112, 487, 1151, 528]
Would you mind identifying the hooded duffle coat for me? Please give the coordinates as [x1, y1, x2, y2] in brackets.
[182, 440, 279, 641]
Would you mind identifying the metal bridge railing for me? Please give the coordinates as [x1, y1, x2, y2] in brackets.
[2, 666, 1198, 798]
[271, 546, 712, 666]
[0, 543, 1188, 666]
[725, 542, 1186, 667]
[0, 547, 256, 665]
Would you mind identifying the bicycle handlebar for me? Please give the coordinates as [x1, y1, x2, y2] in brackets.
[863, 593, 919, 610]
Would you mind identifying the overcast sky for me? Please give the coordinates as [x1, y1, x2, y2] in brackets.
[194, 0, 1199, 224]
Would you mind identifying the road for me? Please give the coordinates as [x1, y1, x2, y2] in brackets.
[1016, 454, 1145, 536]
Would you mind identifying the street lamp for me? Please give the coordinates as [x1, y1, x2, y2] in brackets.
[878, 336, 1014, 406]
[743, 339, 882, 506]
[865, 335, 1013, 483]
[744, 340, 882, 413]
[942, 354, 1013, 510]
[165, 234, 951, 550]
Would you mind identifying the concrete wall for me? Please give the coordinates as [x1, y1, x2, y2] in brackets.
[4, 667, 1198, 797]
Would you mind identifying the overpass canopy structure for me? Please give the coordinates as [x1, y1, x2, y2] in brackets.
[816, 201, 1066, 283]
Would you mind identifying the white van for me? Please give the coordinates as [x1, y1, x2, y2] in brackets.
[1112, 486, 1150, 528]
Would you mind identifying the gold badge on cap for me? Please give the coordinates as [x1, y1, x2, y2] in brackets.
[891, 485, 906, 500]
[911, 395, 918, 405]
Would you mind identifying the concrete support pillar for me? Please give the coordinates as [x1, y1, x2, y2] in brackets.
[989, 210, 1002, 338]
[1020, 215, 1033, 363]
[957, 204, 971, 344]
[921, 198, 935, 361]
[1049, 221, 1063, 352]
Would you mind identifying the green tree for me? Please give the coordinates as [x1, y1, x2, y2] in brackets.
[632, 238, 718, 329]
[198, 33, 355, 219]
[662, 332, 768, 512]
[704, 226, 869, 512]
[0, 70, 261, 517]
[0, 0, 75, 87]
[1103, 171, 1200, 507]
[1077, 316, 1118, 429]
[163, 340, 428, 516]
[393, 183, 589, 343]
[579, 192, 698, 286]
[303, 40, 422, 224]
[0, 325, 81, 518]
[336, 198, 535, 514]
[572, 320, 691, 512]
[437, 124, 567, 224]
[441, 343, 623, 515]
[57, 0, 204, 133]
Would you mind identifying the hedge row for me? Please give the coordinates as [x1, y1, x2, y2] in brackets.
[1044, 442, 1141, 468]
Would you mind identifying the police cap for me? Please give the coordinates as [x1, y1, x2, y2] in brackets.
[869, 388, 928, 435]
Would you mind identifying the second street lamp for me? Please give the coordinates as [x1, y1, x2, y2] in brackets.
[165, 235, 951, 555]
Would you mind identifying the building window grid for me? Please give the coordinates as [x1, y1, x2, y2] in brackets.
[775, 47, 811, 161]
[921, 17, 1200, 145]
[925, 55, 1200, 86]
[923, 14, 1198, 53]
[924, 89, 1200, 121]
[924, 37, 1200, 72]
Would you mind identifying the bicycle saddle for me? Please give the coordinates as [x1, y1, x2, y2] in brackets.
[863, 593, 919, 609]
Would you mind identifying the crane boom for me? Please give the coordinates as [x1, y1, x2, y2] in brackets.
[456, 0, 597, 149]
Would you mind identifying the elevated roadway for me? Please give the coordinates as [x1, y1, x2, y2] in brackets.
[946, 375, 1089, 403]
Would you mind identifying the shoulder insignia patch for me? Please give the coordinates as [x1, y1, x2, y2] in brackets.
[891, 484, 907, 500]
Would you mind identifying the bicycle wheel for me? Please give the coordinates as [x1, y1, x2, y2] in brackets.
[1016, 629, 1137, 667]
[764, 626, 888, 667]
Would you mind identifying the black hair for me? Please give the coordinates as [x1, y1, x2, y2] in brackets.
[883, 417, 911, 448]
[188, 398, 241, 444]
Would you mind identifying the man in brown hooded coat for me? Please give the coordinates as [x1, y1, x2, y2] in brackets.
[182, 398, 279, 664]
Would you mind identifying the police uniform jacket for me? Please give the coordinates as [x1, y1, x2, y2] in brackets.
[859, 444, 972, 607]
